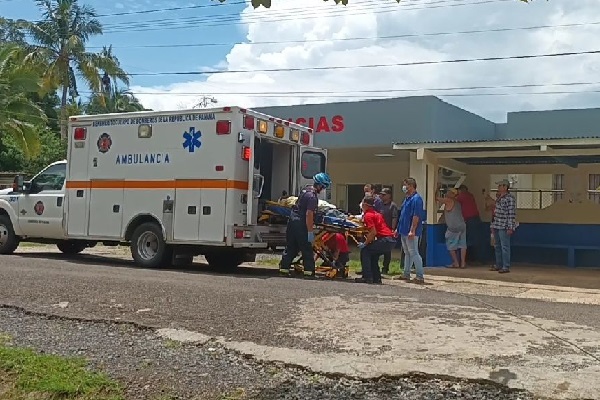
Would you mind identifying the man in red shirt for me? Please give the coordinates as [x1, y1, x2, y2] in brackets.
[324, 232, 350, 275]
[456, 185, 484, 264]
[355, 195, 396, 284]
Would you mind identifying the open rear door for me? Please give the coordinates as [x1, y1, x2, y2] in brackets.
[297, 146, 328, 200]
[246, 133, 264, 225]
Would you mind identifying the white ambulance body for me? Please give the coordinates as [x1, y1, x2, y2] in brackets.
[0, 106, 327, 269]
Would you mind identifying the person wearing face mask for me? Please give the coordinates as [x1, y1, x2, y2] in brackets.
[358, 184, 383, 213]
[397, 177, 426, 284]
[279, 172, 332, 279]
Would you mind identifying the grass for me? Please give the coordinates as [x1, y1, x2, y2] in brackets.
[260, 255, 405, 276]
[0, 336, 124, 400]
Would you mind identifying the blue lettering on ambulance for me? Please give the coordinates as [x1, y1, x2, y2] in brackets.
[115, 153, 170, 165]
[92, 113, 215, 127]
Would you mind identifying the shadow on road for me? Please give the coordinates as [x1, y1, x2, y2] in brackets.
[13, 252, 359, 285]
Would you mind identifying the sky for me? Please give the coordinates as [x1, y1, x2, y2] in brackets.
[3, 0, 600, 122]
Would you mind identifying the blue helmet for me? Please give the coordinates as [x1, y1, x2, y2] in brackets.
[313, 172, 332, 189]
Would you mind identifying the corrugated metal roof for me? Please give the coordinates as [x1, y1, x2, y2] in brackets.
[393, 136, 600, 145]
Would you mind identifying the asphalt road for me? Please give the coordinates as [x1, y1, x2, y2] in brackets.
[1, 247, 599, 399]
[0, 249, 598, 344]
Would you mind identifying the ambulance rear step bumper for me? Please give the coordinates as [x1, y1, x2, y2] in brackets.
[257, 232, 287, 250]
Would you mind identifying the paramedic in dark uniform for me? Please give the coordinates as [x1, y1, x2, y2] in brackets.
[279, 172, 332, 278]
[355, 195, 396, 284]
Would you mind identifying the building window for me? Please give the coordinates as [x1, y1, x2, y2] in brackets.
[588, 174, 600, 204]
[552, 174, 565, 203]
[489, 173, 565, 210]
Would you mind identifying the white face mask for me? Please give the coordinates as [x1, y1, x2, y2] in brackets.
[402, 185, 408, 193]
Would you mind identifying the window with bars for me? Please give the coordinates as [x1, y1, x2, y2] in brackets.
[552, 174, 565, 203]
[489, 173, 565, 209]
[588, 174, 600, 204]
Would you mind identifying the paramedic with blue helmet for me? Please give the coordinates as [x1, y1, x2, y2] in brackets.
[279, 172, 332, 278]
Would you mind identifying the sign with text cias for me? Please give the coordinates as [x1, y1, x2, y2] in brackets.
[287, 115, 344, 134]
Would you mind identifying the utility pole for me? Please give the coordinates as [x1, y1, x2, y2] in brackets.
[193, 95, 218, 109]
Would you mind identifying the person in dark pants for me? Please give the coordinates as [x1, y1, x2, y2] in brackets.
[456, 184, 484, 264]
[379, 187, 398, 274]
[355, 195, 396, 285]
[279, 172, 332, 278]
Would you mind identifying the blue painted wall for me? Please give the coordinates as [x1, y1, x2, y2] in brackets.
[426, 223, 600, 268]
[504, 108, 600, 140]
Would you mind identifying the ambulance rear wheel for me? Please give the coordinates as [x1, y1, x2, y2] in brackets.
[205, 251, 244, 272]
[0, 215, 19, 255]
[130, 222, 171, 268]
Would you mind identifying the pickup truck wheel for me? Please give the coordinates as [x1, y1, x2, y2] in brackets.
[56, 240, 88, 255]
[205, 252, 244, 272]
[130, 222, 171, 268]
[0, 215, 19, 255]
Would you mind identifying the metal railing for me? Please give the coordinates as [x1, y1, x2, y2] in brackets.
[588, 190, 600, 204]
[489, 189, 565, 210]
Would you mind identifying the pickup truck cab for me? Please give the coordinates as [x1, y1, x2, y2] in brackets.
[0, 160, 96, 254]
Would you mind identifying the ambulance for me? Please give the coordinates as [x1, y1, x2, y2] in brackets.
[0, 107, 327, 270]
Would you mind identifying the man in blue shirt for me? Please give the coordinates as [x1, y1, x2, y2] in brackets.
[397, 177, 425, 284]
[279, 172, 332, 278]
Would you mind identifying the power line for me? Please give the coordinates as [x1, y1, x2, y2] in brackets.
[96, 0, 247, 18]
[75, 80, 600, 97]
[87, 20, 600, 50]
[101, 0, 510, 33]
[8, 89, 600, 125]
[121, 49, 600, 76]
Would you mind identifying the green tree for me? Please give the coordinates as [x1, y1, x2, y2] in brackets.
[216, 0, 541, 8]
[0, 44, 47, 158]
[25, 0, 129, 139]
[86, 84, 149, 115]
[0, 18, 27, 45]
[0, 128, 66, 176]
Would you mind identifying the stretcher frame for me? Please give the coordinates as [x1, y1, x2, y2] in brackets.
[261, 201, 369, 279]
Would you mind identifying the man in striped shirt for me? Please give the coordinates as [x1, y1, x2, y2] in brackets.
[491, 179, 516, 273]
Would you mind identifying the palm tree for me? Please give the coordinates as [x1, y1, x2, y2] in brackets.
[25, 0, 129, 139]
[0, 44, 46, 157]
[86, 83, 150, 115]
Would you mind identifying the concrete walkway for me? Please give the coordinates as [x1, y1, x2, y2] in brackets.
[389, 274, 600, 305]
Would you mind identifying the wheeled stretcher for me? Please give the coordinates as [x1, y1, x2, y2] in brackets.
[260, 200, 370, 279]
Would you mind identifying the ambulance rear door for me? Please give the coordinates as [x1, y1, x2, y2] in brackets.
[297, 146, 327, 200]
[246, 131, 264, 225]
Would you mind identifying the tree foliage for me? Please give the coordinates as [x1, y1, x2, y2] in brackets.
[215, 0, 543, 8]
[86, 84, 149, 115]
[0, 127, 66, 177]
[0, 1, 150, 173]
[0, 44, 47, 158]
[24, 0, 129, 138]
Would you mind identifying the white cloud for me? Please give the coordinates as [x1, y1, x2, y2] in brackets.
[131, 0, 600, 122]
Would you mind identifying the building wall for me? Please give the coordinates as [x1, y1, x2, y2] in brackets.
[459, 163, 600, 224]
[328, 159, 410, 209]
[504, 108, 600, 139]
[255, 96, 496, 149]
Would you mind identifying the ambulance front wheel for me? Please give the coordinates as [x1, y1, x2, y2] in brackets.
[130, 222, 171, 268]
[0, 215, 19, 255]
